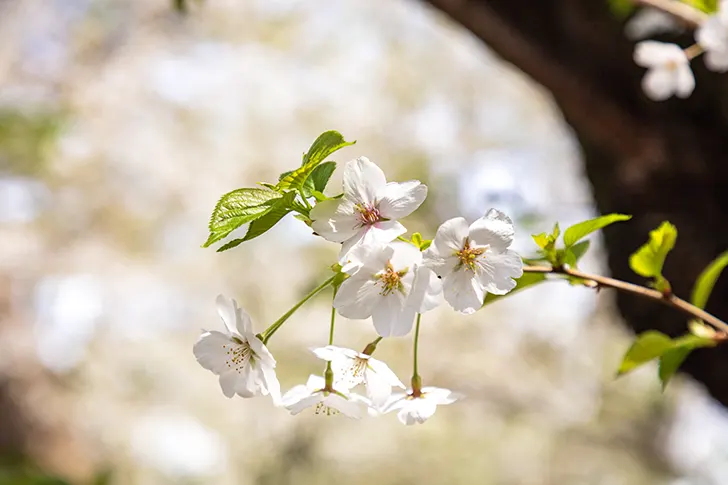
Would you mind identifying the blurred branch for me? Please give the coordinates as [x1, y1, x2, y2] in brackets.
[523, 265, 728, 334]
[631, 0, 708, 27]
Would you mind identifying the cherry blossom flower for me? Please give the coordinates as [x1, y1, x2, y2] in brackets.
[310, 157, 427, 263]
[423, 209, 523, 314]
[312, 345, 405, 408]
[697, 0, 728, 72]
[383, 387, 459, 425]
[334, 242, 442, 337]
[633, 41, 695, 100]
[193, 295, 281, 403]
[280, 374, 367, 418]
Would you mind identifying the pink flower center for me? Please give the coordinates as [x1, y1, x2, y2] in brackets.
[355, 203, 381, 226]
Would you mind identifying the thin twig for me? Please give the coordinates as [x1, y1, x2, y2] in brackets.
[523, 265, 728, 334]
[631, 0, 708, 28]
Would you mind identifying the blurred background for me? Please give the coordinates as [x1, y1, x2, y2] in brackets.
[3, 0, 728, 484]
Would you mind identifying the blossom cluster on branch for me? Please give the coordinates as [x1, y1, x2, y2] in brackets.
[193, 131, 728, 425]
[632, 0, 728, 100]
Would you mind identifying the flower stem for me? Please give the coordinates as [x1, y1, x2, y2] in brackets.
[324, 285, 339, 389]
[684, 43, 704, 61]
[362, 336, 383, 355]
[522, 265, 728, 335]
[411, 313, 422, 395]
[298, 189, 313, 210]
[261, 274, 337, 344]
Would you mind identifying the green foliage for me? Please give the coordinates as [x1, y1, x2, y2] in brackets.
[203, 188, 282, 247]
[277, 131, 354, 192]
[307, 161, 337, 194]
[563, 214, 631, 248]
[690, 250, 728, 309]
[532, 223, 560, 263]
[683, 0, 719, 13]
[216, 192, 297, 251]
[629, 221, 677, 291]
[618, 330, 717, 389]
[482, 272, 548, 307]
[563, 240, 590, 267]
[408, 232, 432, 251]
[607, 0, 636, 18]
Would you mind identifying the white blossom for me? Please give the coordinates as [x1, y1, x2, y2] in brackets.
[423, 209, 522, 314]
[383, 387, 459, 425]
[697, 0, 728, 72]
[334, 241, 442, 337]
[312, 345, 405, 408]
[193, 295, 281, 403]
[310, 157, 427, 263]
[280, 374, 367, 418]
[633, 41, 695, 100]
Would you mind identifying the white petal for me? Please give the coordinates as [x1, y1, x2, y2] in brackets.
[338, 227, 370, 264]
[368, 221, 407, 245]
[311, 198, 360, 243]
[720, 0, 728, 24]
[633, 40, 683, 67]
[372, 296, 416, 337]
[408, 265, 443, 313]
[410, 399, 439, 424]
[287, 394, 324, 415]
[422, 386, 460, 405]
[674, 64, 696, 98]
[388, 241, 423, 270]
[235, 365, 259, 397]
[382, 393, 409, 413]
[235, 307, 254, 337]
[367, 358, 405, 388]
[324, 393, 364, 419]
[443, 270, 485, 314]
[642, 68, 677, 101]
[343, 157, 387, 206]
[340, 242, 380, 275]
[430, 217, 469, 255]
[697, 17, 728, 51]
[311, 345, 355, 362]
[215, 295, 237, 335]
[260, 364, 282, 406]
[376, 180, 427, 220]
[334, 276, 381, 319]
[365, 368, 394, 408]
[247, 336, 276, 368]
[477, 249, 523, 295]
[305, 374, 326, 390]
[468, 208, 515, 251]
[218, 371, 239, 398]
[193, 330, 233, 373]
[280, 384, 312, 408]
[705, 49, 728, 72]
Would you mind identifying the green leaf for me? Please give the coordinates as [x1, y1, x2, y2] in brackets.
[203, 188, 281, 248]
[307, 161, 337, 193]
[618, 331, 674, 375]
[482, 272, 548, 307]
[608, 0, 636, 18]
[420, 240, 432, 251]
[690, 250, 728, 309]
[658, 333, 717, 389]
[216, 192, 297, 251]
[629, 221, 677, 279]
[563, 213, 631, 247]
[683, 0, 718, 13]
[532, 233, 550, 249]
[563, 240, 591, 267]
[278, 131, 353, 193]
[301, 130, 355, 167]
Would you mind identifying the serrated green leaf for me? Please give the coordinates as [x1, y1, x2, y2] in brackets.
[241, 192, 296, 243]
[278, 132, 353, 193]
[564, 240, 591, 267]
[203, 188, 282, 248]
[532, 233, 550, 249]
[691, 250, 728, 310]
[629, 221, 677, 279]
[618, 331, 674, 375]
[301, 130, 355, 167]
[563, 213, 632, 247]
[482, 272, 548, 307]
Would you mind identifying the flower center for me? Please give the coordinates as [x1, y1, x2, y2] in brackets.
[376, 261, 408, 295]
[455, 238, 485, 272]
[337, 357, 369, 388]
[355, 203, 381, 226]
[222, 339, 254, 372]
[315, 401, 339, 416]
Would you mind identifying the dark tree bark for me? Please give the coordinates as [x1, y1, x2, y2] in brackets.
[419, 0, 728, 405]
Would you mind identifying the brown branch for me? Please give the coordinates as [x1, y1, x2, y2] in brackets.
[631, 0, 708, 28]
[523, 265, 728, 335]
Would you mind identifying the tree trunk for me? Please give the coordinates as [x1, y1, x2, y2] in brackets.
[420, 0, 728, 405]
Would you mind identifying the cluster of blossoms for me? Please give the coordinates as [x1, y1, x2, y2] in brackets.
[633, 0, 728, 100]
[194, 157, 523, 425]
